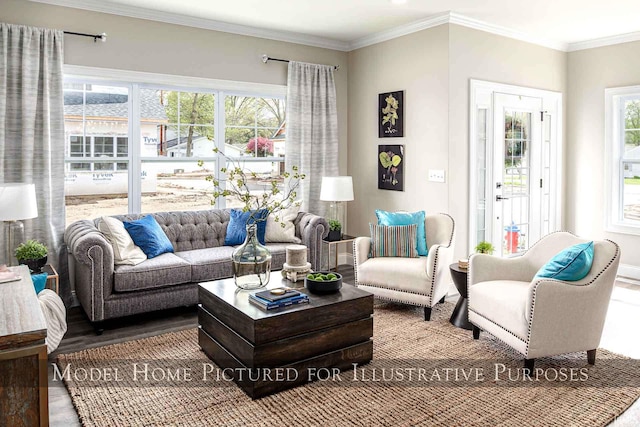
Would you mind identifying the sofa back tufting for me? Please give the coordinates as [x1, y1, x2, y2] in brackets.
[102, 210, 231, 252]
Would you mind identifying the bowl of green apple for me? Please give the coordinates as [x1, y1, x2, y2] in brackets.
[304, 271, 342, 294]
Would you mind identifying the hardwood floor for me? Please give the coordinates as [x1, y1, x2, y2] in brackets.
[48, 266, 640, 426]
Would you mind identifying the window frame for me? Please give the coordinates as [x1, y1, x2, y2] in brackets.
[605, 85, 640, 235]
[63, 66, 287, 218]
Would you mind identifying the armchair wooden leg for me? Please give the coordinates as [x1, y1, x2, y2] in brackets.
[524, 358, 535, 377]
[439, 295, 446, 304]
[587, 349, 597, 365]
[423, 307, 432, 321]
[472, 325, 480, 339]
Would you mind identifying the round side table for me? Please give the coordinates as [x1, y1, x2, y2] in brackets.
[449, 263, 472, 330]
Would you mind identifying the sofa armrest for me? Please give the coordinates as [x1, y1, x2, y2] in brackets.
[64, 220, 115, 322]
[294, 212, 329, 271]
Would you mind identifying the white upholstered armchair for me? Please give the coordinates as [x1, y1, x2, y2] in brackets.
[353, 213, 455, 320]
[468, 232, 620, 371]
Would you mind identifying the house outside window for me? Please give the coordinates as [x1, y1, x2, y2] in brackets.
[63, 73, 286, 225]
[605, 86, 640, 234]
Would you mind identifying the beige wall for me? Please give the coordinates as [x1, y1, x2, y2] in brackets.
[347, 25, 450, 237]
[347, 23, 566, 260]
[567, 41, 640, 267]
[1, 0, 349, 173]
[448, 24, 567, 259]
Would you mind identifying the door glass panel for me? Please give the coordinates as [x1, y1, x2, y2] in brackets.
[501, 109, 531, 256]
[476, 108, 488, 244]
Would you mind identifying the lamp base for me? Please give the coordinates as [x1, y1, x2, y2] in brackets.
[3, 220, 25, 266]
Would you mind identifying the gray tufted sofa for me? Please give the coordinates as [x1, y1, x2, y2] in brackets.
[64, 209, 328, 332]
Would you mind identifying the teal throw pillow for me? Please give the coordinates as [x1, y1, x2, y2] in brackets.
[535, 241, 594, 281]
[224, 209, 269, 246]
[375, 210, 428, 256]
[31, 273, 48, 294]
[123, 215, 174, 259]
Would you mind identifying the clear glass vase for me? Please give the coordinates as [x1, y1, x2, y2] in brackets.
[232, 223, 272, 290]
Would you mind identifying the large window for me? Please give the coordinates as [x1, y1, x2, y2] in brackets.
[63, 73, 286, 225]
[605, 86, 640, 234]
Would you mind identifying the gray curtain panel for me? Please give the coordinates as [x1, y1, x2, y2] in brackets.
[0, 23, 67, 301]
[285, 61, 339, 217]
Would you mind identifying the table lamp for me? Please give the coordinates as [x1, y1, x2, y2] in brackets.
[319, 176, 354, 237]
[0, 183, 39, 266]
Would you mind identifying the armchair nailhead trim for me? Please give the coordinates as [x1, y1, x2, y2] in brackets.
[524, 237, 621, 355]
[353, 239, 360, 285]
[428, 213, 455, 306]
[469, 309, 529, 357]
[356, 282, 432, 298]
[369, 294, 429, 309]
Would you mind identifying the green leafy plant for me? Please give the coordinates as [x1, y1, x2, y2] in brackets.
[15, 240, 48, 261]
[200, 148, 305, 225]
[474, 241, 495, 255]
[328, 219, 342, 231]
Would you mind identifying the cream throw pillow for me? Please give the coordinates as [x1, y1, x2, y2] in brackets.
[97, 216, 147, 265]
[265, 205, 302, 243]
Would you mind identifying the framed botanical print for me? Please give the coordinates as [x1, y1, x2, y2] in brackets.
[379, 91, 404, 138]
[378, 145, 404, 191]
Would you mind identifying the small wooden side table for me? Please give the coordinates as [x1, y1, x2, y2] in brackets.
[42, 264, 59, 294]
[322, 234, 355, 271]
[449, 263, 472, 330]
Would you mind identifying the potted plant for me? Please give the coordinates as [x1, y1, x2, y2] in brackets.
[203, 148, 305, 289]
[15, 239, 48, 273]
[326, 219, 342, 242]
[474, 241, 495, 255]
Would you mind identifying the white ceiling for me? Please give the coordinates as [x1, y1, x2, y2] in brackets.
[32, 0, 640, 51]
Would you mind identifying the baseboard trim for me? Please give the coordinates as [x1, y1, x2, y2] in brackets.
[618, 264, 640, 282]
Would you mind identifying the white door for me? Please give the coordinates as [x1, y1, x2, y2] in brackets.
[492, 93, 543, 256]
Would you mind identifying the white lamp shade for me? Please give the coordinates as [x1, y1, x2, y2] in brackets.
[320, 176, 354, 202]
[0, 183, 38, 221]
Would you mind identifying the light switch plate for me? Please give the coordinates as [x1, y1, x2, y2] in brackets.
[428, 169, 446, 183]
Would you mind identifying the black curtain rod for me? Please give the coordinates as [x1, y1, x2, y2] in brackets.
[261, 55, 339, 70]
[63, 31, 107, 43]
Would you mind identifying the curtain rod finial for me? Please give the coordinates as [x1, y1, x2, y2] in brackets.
[261, 54, 268, 64]
[94, 33, 107, 43]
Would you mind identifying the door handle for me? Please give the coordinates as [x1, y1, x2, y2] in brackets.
[496, 195, 509, 201]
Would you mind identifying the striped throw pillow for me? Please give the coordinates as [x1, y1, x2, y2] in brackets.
[369, 223, 419, 258]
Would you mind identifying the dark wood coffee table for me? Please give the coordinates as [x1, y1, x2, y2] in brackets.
[198, 275, 373, 399]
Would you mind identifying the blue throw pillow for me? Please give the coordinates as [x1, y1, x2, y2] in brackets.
[535, 241, 594, 281]
[375, 210, 428, 256]
[123, 215, 174, 259]
[31, 273, 48, 294]
[224, 209, 269, 246]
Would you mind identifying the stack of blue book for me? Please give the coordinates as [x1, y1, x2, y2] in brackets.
[249, 288, 309, 310]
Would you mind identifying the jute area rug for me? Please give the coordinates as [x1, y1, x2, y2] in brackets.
[57, 302, 640, 427]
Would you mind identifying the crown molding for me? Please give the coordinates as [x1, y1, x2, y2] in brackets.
[567, 30, 640, 52]
[447, 12, 568, 52]
[28, 0, 351, 51]
[27, 0, 640, 54]
[347, 12, 450, 50]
